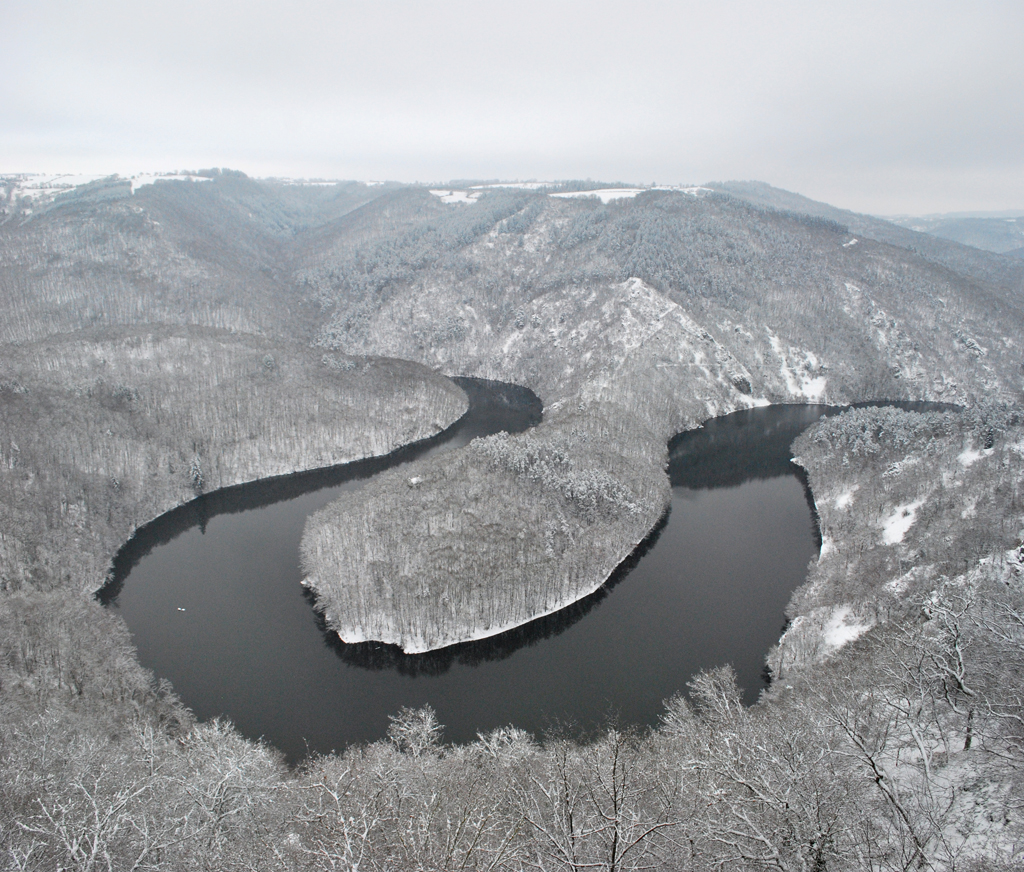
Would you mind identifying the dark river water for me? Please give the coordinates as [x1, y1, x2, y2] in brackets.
[101, 385, 848, 762]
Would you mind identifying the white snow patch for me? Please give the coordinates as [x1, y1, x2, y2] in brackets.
[471, 181, 552, 190]
[842, 238, 858, 248]
[822, 605, 873, 649]
[501, 331, 522, 354]
[767, 332, 827, 400]
[886, 574, 909, 596]
[4, 173, 106, 201]
[465, 182, 709, 201]
[275, 179, 339, 186]
[429, 189, 480, 205]
[835, 486, 859, 509]
[801, 376, 827, 399]
[958, 446, 993, 467]
[882, 498, 926, 545]
[557, 186, 643, 201]
[3, 172, 216, 201]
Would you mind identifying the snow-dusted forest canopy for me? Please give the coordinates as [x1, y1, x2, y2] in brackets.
[2, 171, 1024, 869]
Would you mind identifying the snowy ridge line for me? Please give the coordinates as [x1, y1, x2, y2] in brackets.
[470, 182, 554, 190]
[5, 174, 712, 211]
[1, 171, 213, 206]
[551, 185, 711, 204]
[551, 188, 648, 203]
[427, 183, 713, 206]
[1, 173, 108, 200]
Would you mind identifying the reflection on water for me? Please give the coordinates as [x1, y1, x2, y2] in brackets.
[99, 378, 541, 605]
[100, 396, 947, 763]
[321, 511, 672, 677]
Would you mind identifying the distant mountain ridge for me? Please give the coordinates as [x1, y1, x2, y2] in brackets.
[710, 179, 1024, 289]
[886, 212, 1024, 255]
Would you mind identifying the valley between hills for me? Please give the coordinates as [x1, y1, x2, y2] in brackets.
[2, 172, 1023, 870]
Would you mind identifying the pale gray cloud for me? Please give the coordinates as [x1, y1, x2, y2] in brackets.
[2, 0, 1022, 213]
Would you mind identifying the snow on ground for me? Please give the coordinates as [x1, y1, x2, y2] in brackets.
[471, 182, 552, 190]
[958, 446, 994, 467]
[3, 172, 213, 202]
[842, 238, 858, 248]
[654, 185, 713, 197]
[429, 189, 480, 205]
[550, 185, 711, 203]
[767, 331, 827, 400]
[882, 498, 926, 545]
[835, 486, 859, 509]
[822, 605, 873, 649]
[275, 179, 339, 186]
[3, 173, 107, 201]
[552, 188, 646, 203]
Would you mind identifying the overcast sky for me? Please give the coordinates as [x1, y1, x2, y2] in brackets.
[2, 1, 1021, 214]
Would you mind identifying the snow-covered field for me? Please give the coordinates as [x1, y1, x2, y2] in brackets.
[881, 498, 926, 545]
[470, 182, 553, 190]
[551, 187, 647, 203]
[5, 175, 715, 214]
[551, 185, 712, 204]
[2, 171, 212, 205]
[429, 189, 481, 205]
[2, 173, 107, 201]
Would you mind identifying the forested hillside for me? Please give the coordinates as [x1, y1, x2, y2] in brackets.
[713, 180, 1024, 291]
[2, 172, 1024, 868]
[0, 328, 466, 595]
[296, 185, 1024, 650]
[0, 171, 393, 344]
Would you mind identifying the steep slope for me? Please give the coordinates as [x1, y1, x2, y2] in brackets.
[302, 276, 756, 650]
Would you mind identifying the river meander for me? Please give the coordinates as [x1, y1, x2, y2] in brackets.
[101, 386, 842, 762]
